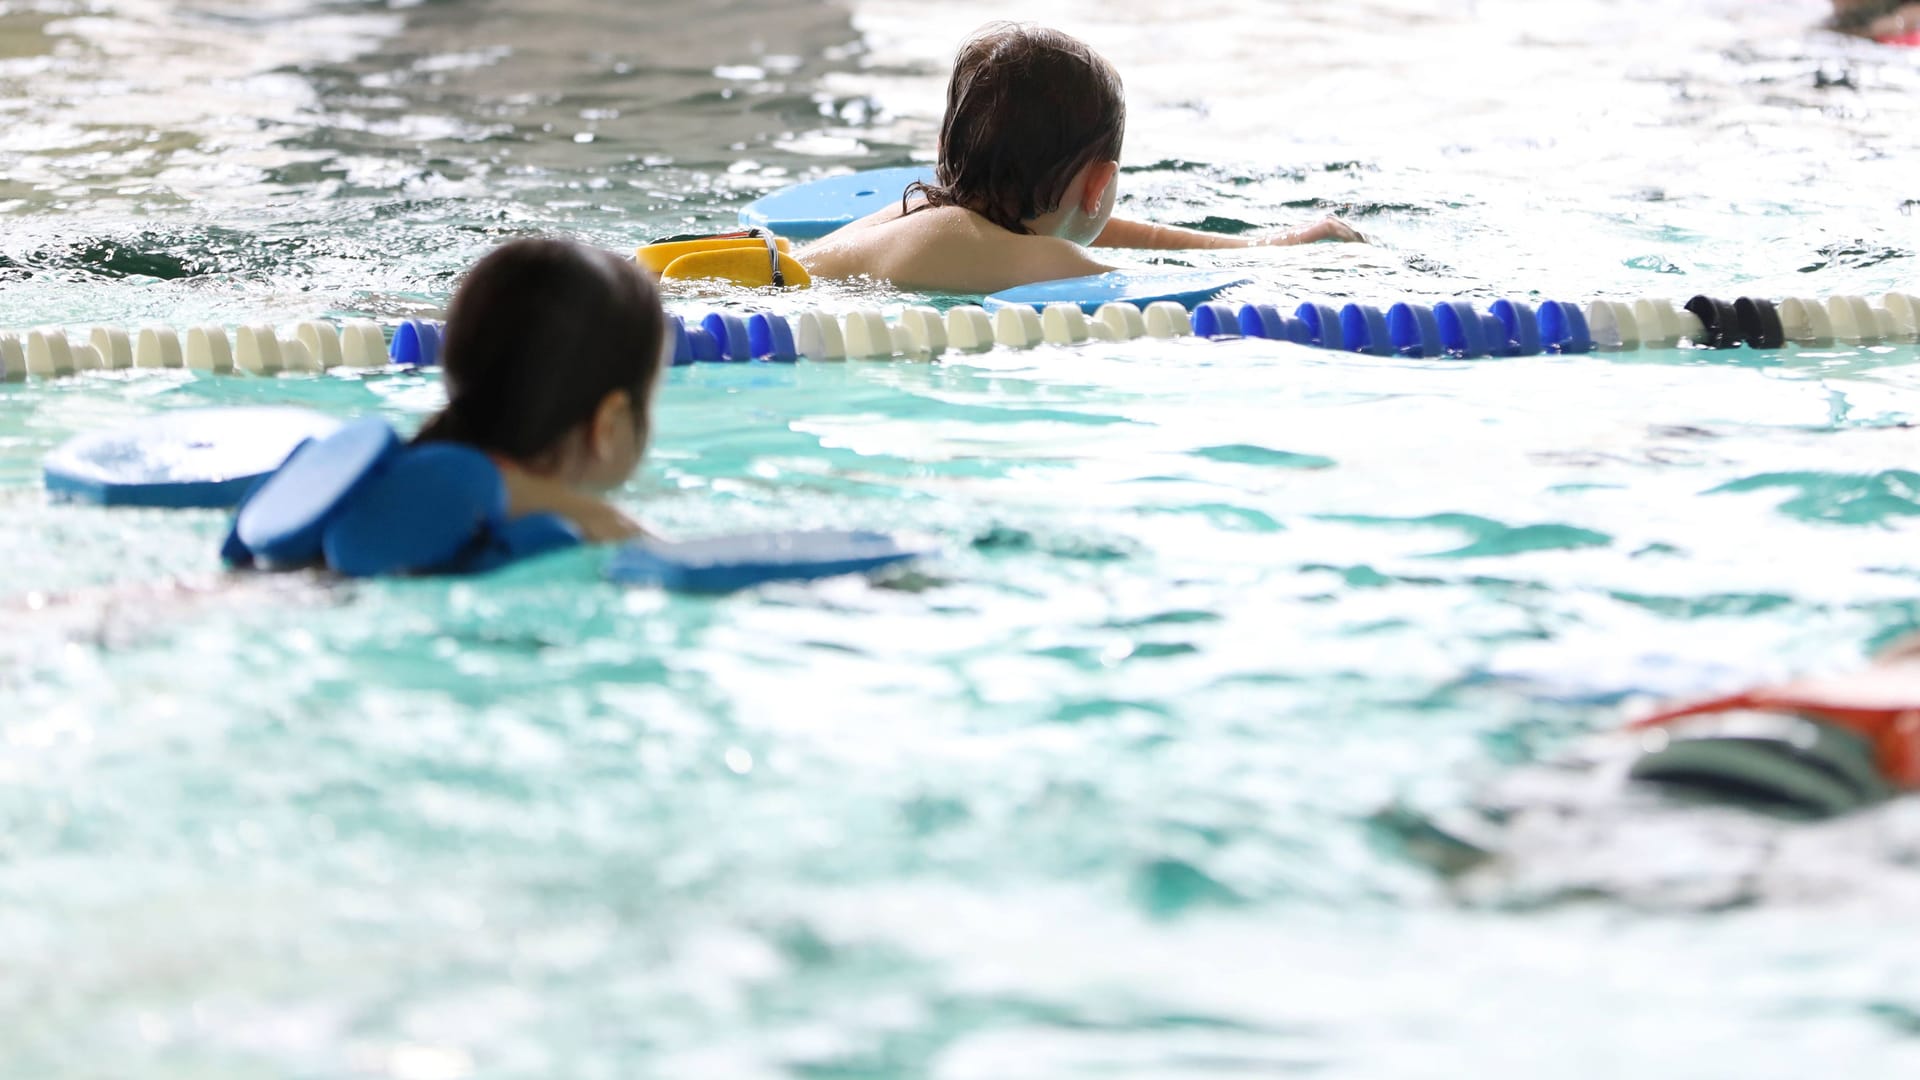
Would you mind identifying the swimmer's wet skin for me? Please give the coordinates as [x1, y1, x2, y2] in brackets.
[794, 23, 1364, 295]
[1379, 650, 1920, 876]
[1831, 0, 1920, 41]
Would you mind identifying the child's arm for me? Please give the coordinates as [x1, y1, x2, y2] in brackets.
[1093, 216, 1365, 250]
[500, 467, 645, 543]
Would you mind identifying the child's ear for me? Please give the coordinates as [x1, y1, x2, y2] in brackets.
[1080, 160, 1119, 214]
[589, 389, 635, 459]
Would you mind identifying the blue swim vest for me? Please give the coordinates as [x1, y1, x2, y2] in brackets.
[221, 417, 581, 577]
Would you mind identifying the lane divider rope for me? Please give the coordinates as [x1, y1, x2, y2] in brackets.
[4, 292, 1917, 382]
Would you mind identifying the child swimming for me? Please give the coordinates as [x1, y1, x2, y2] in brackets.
[414, 237, 665, 542]
[798, 23, 1367, 295]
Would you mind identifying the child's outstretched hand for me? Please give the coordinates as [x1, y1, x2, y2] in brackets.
[1264, 216, 1367, 246]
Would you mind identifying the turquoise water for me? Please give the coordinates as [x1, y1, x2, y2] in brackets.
[6, 0, 1920, 1075]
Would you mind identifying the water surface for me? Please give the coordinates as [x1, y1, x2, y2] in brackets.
[4, 1, 1920, 1076]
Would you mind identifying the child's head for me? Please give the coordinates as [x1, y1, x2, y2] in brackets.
[913, 23, 1126, 243]
[417, 238, 667, 491]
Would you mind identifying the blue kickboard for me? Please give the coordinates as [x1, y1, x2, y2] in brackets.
[43, 407, 344, 508]
[738, 166, 934, 240]
[606, 530, 928, 593]
[983, 270, 1255, 314]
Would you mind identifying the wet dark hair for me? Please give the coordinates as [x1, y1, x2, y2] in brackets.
[415, 238, 666, 464]
[904, 23, 1126, 235]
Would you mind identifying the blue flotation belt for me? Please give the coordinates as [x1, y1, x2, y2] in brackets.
[220, 417, 581, 577]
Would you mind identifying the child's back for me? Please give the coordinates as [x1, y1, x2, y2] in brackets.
[798, 198, 1112, 295]
[798, 24, 1363, 295]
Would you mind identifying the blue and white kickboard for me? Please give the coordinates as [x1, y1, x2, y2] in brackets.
[983, 269, 1254, 314]
[607, 530, 927, 592]
[738, 166, 934, 240]
[43, 407, 343, 508]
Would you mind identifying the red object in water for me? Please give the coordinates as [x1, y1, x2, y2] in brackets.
[1632, 665, 1920, 789]
[1878, 30, 1920, 46]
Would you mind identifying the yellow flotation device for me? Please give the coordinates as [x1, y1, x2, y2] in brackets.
[636, 229, 811, 289]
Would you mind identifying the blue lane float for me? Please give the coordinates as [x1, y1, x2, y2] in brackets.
[1191, 302, 1240, 339]
[748, 312, 799, 362]
[1236, 303, 1309, 344]
[671, 312, 800, 364]
[668, 318, 696, 366]
[607, 530, 928, 592]
[1489, 300, 1542, 357]
[1388, 303, 1445, 358]
[1537, 301, 1593, 354]
[983, 269, 1254, 314]
[1339, 304, 1392, 356]
[686, 323, 720, 363]
[738, 165, 936, 240]
[701, 312, 754, 363]
[1293, 303, 1344, 350]
[390, 319, 443, 368]
[43, 407, 344, 508]
[1435, 301, 1495, 358]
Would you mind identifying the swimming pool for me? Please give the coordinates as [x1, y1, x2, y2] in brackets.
[5, 0, 1920, 1074]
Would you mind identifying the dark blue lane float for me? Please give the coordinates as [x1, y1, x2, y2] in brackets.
[46, 408, 930, 590]
[1236, 303, 1311, 344]
[1489, 300, 1543, 356]
[1537, 300, 1593, 354]
[389, 319, 444, 368]
[569, 292, 1604, 364]
[1293, 303, 1345, 350]
[1388, 303, 1444, 358]
[681, 311, 803, 364]
[1190, 302, 1240, 339]
[1339, 304, 1392, 357]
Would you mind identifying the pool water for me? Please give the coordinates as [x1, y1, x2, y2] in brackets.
[6, 0, 1920, 1075]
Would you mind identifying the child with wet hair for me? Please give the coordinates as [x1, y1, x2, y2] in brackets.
[799, 23, 1364, 294]
[415, 237, 666, 542]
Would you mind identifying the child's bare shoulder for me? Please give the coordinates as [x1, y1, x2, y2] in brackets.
[800, 206, 1106, 294]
